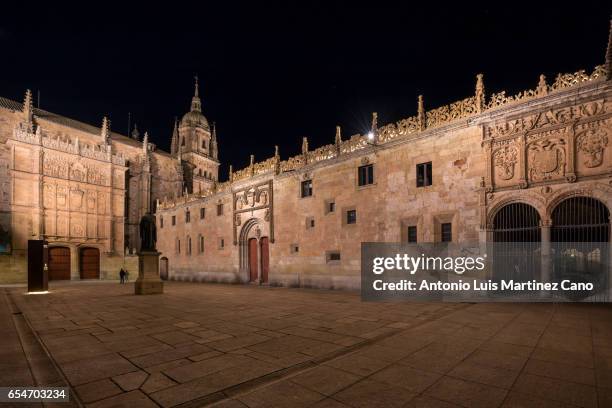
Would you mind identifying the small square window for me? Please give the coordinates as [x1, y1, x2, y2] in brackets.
[306, 217, 315, 229]
[200, 208, 206, 219]
[217, 203, 224, 216]
[346, 209, 357, 225]
[358, 164, 374, 186]
[290, 244, 299, 254]
[301, 180, 313, 198]
[326, 251, 341, 263]
[185, 210, 191, 223]
[441, 223, 452, 242]
[328, 202, 335, 213]
[172, 215, 176, 226]
[416, 162, 432, 187]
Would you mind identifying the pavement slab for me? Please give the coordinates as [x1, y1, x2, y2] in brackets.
[2, 281, 611, 407]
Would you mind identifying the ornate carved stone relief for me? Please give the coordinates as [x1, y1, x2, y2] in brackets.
[576, 127, 608, 168]
[528, 136, 566, 182]
[232, 180, 274, 245]
[493, 146, 518, 181]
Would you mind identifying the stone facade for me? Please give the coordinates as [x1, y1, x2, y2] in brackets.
[157, 57, 612, 289]
[0, 81, 215, 283]
[3, 29, 612, 287]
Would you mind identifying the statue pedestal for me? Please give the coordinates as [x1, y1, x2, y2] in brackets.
[134, 251, 164, 295]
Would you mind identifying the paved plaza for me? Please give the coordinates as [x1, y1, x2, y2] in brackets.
[2, 281, 612, 407]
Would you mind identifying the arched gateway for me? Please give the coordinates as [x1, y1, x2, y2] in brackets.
[239, 218, 270, 283]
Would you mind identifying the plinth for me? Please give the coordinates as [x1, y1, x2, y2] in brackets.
[134, 250, 164, 295]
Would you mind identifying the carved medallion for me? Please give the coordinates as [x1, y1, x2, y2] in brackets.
[528, 137, 566, 182]
[577, 128, 608, 168]
[493, 146, 518, 180]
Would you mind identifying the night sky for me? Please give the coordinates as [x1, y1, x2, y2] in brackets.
[0, 3, 609, 180]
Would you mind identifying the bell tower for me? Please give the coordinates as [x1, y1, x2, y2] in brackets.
[175, 76, 219, 194]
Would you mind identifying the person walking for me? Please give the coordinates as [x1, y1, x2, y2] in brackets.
[119, 268, 126, 284]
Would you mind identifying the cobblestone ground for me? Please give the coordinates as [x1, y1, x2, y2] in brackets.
[4, 281, 612, 407]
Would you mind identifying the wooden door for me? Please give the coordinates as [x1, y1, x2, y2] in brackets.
[248, 238, 258, 282]
[80, 247, 100, 279]
[260, 237, 269, 283]
[48, 247, 71, 280]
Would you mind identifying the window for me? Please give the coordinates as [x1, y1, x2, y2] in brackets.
[218, 238, 225, 249]
[305, 217, 315, 229]
[301, 180, 313, 197]
[172, 215, 176, 226]
[328, 201, 335, 213]
[200, 207, 206, 219]
[202, 139, 206, 149]
[160, 216, 164, 229]
[416, 162, 432, 187]
[187, 237, 192, 255]
[347, 209, 357, 225]
[358, 164, 374, 186]
[199, 236, 204, 253]
[290, 244, 299, 254]
[217, 203, 223, 216]
[177, 239, 181, 254]
[408, 226, 417, 243]
[185, 210, 191, 223]
[326, 251, 341, 263]
[441, 223, 452, 242]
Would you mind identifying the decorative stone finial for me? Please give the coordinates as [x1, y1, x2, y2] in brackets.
[417, 95, 426, 131]
[606, 18, 612, 80]
[101, 117, 111, 144]
[537, 74, 548, 96]
[475, 74, 485, 113]
[335, 125, 342, 156]
[211, 122, 218, 159]
[23, 89, 33, 126]
[249, 154, 255, 176]
[143, 131, 149, 154]
[171, 117, 179, 156]
[302, 137, 309, 164]
[274, 145, 281, 174]
[229, 165, 233, 183]
[191, 76, 202, 112]
[131, 123, 140, 140]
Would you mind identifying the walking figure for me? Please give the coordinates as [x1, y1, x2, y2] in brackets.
[119, 268, 126, 284]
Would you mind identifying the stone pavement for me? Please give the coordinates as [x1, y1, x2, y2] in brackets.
[4, 281, 612, 407]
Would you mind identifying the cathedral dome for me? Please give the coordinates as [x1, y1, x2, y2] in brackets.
[181, 110, 210, 130]
[180, 76, 210, 131]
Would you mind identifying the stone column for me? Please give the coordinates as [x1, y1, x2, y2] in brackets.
[540, 219, 552, 300]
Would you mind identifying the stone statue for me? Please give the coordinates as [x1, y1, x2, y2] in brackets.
[139, 213, 157, 252]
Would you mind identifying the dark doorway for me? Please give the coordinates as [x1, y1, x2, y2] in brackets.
[48, 247, 71, 280]
[160, 257, 169, 280]
[248, 238, 258, 282]
[260, 237, 269, 283]
[80, 247, 100, 279]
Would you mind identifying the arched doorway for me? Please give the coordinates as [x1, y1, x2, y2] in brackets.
[48, 247, 71, 280]
[248, 238, 258, 282]
[492, 203, 541, 283]
[260, 237, 269, 283]
[160, 257, 169, 280]
[80, 247, 100, 279]
[551, 196, 610, 300]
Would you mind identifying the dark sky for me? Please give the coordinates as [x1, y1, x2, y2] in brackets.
[1, 2, 609, 180]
